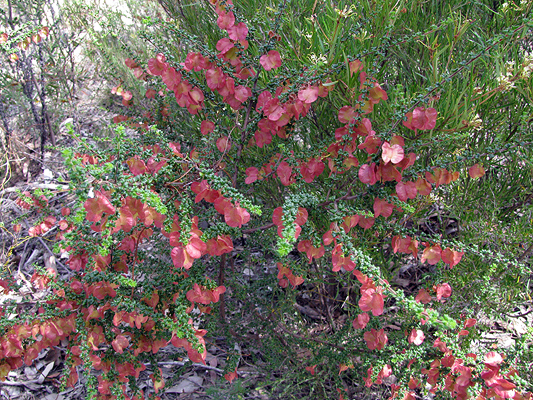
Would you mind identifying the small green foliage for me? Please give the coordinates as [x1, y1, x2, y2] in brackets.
[0, 0, 531, 399]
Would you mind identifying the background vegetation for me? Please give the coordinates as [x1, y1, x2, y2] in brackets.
[0, 0, 531, 399]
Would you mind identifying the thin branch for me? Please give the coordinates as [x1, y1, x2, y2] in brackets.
[242, 222, 275, 234]
[516, 242, 533, 264]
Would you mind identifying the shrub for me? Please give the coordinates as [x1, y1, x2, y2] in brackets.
[1, 0, 532, 399]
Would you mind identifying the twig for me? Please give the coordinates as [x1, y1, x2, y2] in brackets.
[218, 253, 226, 323]
[318, 192, 366, 208]
[503, 306, 533, 318]
[145, 361, 223, 374]
[242, 223, 275, 234]
[0, 378, 40, 387]
[35, 236, 72, 277]
[313, 260, 336, 331]
[232, 76, 260, 187]
[276, 321, 347, 351]
[0, 183, 70, 196]
[516, 242, 533, 264]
